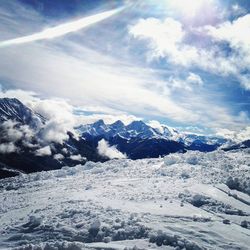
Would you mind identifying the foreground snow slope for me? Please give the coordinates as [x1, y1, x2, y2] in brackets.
[0, 150, 249, 250]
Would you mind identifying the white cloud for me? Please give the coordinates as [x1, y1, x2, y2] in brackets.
[187, 72, 203, 86]
[129, 17, 187, 63]
[32, 99, 76, 144]
[0, 89, 78, 144]
[54, 153, 64, 160]
[147, 120, 164, 134]
[205, 14, 250, 55]
[239, 74, 250, 90]
[0, 120, 35, 148]
[41, 121, 70, 144]
[129, 16, 250, 89]
[0, 142, 17, 154]
[237, 127, 250, 142]
[62, 148, 68, 154]
[1, 120, 23, 142]
[0, 89, 39, 106]
[35, 145, 52, 156]
[167, 72, 203, 92]
[216, 126, 250, 142]
[69, 154, 86, 161]
[215, 128, 235, 140]
[204, 14, 250, 89]
[130, 17, 228, 71]
[177, 126, 206, 135]
[97, 139, 126, 159]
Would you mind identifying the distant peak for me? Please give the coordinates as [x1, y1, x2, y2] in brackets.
[0, 98, 27, 110]
[0, 96, 47, 127]
[111, 120, 124, 127]
[93, 119, 105, 126]
[128, 120, 146, 127]
[0, 97, 22, 104]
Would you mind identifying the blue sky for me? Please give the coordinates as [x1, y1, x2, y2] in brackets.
[0, 0, 249, 137]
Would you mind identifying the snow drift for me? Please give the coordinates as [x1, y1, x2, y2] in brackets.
[0, 149, 249, 249]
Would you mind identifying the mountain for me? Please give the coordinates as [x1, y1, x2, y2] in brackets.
[78, 119, 169, 140]
[178, 133, 228, 152]
[109, 135, 185, 159]
[77, 120, 227, 159]
[222, 139, 250, 151]
[78, 119, 186, 159]
[0, 131, 105, 173]
[125, 120, 158, 139]
[78, 120, 227, 153]
[0, 97, 45, 128]
[78, 119, 114, 140]
[0, 98, 105, 178]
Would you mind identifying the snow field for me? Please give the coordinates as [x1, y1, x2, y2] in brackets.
[0, 149, 249, 249]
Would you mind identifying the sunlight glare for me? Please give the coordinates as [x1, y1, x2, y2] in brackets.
[167, 0, 213, 17]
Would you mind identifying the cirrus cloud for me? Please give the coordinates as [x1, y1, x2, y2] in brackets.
[0, 7, 123, 48]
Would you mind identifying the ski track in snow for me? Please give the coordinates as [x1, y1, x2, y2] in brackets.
[0, 150, 250, 250]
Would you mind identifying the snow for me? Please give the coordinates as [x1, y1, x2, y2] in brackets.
[0, 149, 249, 249]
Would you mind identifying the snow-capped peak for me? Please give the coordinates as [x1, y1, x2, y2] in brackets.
[78, 120, 166, 140]
[0, 97, 45, 128]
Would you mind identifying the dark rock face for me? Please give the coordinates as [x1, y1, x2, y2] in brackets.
[110, 136, 186, 160]
[0, 135, 104, 175]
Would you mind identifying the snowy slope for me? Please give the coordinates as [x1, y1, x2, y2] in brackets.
[0, 149, 249, 250]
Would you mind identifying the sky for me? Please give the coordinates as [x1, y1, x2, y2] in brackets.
[0, 0, 250, 138]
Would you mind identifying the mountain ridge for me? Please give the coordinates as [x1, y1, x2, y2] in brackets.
[77, 118, 228, 159]
[0, 97, 46, 127]
[78, 119, 227, 147]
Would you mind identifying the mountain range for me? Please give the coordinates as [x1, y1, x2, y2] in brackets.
[0, 97, 248, 178]
[77, 119, 227, 158]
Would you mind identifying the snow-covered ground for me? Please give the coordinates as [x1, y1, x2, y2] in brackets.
[0, 150, 250, 250]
